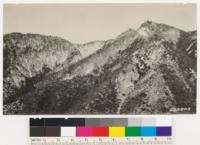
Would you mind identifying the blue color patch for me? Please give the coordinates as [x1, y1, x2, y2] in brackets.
[141, 127, 156, 136]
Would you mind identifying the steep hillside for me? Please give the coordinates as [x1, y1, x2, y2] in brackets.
[66, 29, 139, 78]
[3, 21, 197, 114]
[3, 33, 82, 104]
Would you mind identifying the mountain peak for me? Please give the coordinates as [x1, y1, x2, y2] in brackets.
[139, 20, 159, 30]
[137, 20, 181, 38]
[139, 20, 179, 32]
[141, 20, 155, 25]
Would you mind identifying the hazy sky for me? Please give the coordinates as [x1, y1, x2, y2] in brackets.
[4, 4, 196, 43]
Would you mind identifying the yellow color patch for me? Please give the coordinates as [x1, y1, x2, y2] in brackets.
[109, 127, 125, 137]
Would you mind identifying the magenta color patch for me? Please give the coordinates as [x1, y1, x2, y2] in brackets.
[76, 127, 93, 136]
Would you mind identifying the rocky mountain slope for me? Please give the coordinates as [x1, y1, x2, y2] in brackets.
[76, 40, 105, 58]
[3, 33, 83, 104]
[3, 21, 197, 114]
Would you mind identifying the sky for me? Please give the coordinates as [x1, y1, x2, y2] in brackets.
[3, 4, 197, 43]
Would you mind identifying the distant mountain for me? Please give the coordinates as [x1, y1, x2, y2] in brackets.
[76, 40, 105, 58]
[3, 21, 197, 114]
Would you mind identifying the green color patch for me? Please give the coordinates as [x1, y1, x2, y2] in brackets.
[125, 127, 141, 136]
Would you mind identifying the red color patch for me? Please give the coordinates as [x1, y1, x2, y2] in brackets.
[92, 127, 109, 136]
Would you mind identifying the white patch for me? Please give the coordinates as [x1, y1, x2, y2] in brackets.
[162, 29, 180, 43]
[137, 27, 151, 36]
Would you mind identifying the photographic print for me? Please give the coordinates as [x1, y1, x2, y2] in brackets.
[3, 4, 197, 114]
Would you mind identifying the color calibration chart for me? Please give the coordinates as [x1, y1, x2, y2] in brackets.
[29, 117, 173, 145]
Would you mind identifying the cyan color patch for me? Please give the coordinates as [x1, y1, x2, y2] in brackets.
[141, 127, 156, 136]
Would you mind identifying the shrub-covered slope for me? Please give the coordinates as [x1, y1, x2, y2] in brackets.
[3, 21, 197, 114]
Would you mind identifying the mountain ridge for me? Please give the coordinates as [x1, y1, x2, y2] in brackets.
[3, 21, 197, 114]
